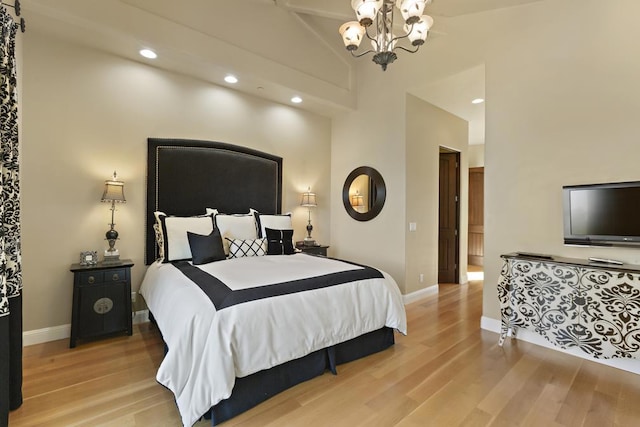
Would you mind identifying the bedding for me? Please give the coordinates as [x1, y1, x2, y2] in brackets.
[187, 230, 225, 265]
[155, 212, 215, 262]
[213, 212, 259, 255]
[225, 237, 267, 258]
[139, 253, 406, 427]
[265, 227, 295, 255]
[254, 211, 292, 238]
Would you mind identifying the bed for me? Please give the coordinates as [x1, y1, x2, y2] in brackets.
[140, 138, 407, 426]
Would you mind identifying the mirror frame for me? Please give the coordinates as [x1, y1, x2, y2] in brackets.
[342, 166, 386, 221]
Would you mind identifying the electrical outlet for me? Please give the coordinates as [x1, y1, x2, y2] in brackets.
[409, 222, 417, 232]
[131, 291, 137, 303]
[419, 274, 424, 283]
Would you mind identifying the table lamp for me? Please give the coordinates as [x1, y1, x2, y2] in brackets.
[101, 171, 126, 263]
[300, 187, 317, 246]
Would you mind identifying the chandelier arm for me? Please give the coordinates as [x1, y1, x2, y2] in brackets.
[390, 22, 414, 45]
[363, 25, 380, 52]
[351, 49, 376, 58]
[395, 45, 420, 54]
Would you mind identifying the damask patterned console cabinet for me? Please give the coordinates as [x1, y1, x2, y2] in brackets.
[498, 253, 640, 359]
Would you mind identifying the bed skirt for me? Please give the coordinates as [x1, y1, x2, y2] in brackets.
[149, 313, 394, 425]
[208, 326, 395, 425]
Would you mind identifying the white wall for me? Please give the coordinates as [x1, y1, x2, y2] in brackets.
[484, 0, 640, 320]
[406, 95, 469, 293]
[468, 145, 484, 168]
[21, 32, 332, 332]
[330, 65, 407, 290]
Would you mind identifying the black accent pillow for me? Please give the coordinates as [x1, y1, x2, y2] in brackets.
[187, 229, 226, 265]
[265, 228, 295, 255]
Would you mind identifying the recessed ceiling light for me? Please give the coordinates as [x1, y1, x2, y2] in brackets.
[291, 96, 303, 104]
[471, 98, 485, 104]
[139, 49, 157, 59]
[224, 75, 238, 84]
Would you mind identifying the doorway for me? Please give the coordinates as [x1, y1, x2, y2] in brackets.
[438, 148, 460, 284]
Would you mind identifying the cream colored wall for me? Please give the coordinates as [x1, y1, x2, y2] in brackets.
[330, 80, 469, 295]
[330, 68, 407, 291]
[406, 95, 469, 292]
[21, 32, 331, 332]
[483, 0, 640, 320]
[468, 145, 485, 168]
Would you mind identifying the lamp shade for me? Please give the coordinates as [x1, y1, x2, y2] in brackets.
[300, 188, 317, 207]
[101, 172, 126, 203]
[351, 0, 382, 26]
[396, 0, 429, 24]
[405, 15, 433, 45]
[339, 21, 366, 50]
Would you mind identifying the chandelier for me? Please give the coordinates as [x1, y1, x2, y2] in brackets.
[339, 0, 434, 71]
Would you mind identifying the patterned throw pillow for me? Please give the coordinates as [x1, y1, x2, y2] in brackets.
[265, 228, 295, 255]
[153, 223, 165, 262]
[226, 238, 267, 258]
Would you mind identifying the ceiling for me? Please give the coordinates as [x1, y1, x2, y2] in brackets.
[22, 0, 542, 145]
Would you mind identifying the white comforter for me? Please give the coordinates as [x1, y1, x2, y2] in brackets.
[139, 253, 407, 426]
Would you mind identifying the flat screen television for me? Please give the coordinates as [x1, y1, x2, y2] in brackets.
[563, 181, 640, 247]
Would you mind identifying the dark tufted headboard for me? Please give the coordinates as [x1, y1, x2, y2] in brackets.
[145, 138, 283, 265]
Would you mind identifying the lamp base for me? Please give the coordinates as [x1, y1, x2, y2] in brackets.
[303, 237, 316, 246]
[103, 249, 120, 265]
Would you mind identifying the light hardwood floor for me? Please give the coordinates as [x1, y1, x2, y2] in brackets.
[10, 277, 640, 426]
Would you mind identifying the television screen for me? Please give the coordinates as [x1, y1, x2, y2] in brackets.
[563, 181, 640, 246]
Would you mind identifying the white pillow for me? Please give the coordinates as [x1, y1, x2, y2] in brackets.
[226, 238, 266, 258]
[215, 213, 258, 255]
[256, 212, 293, 238]
[154, 212, 214, 262]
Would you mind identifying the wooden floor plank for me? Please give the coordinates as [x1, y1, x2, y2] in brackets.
[9, 278, 640, 426]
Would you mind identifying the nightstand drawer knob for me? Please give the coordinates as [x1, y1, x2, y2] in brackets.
[88, 276, 95, 284]
[93, 297, 113, 314]
[112, 273, 120, 281]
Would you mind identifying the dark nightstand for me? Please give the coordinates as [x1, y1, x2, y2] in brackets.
[69, 259, 134, 348]
[296, 243, 329, 257]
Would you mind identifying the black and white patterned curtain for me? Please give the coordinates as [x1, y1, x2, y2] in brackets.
[0, 5, 22, 427]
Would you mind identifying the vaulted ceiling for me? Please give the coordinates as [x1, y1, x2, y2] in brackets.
[23, 0, 542, 144]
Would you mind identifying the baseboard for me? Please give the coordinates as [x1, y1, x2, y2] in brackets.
[480, 316, 640, 375]
[403, 284, 438, 305]
[23, 324, 71, 347]
[23, 310, 150, 347]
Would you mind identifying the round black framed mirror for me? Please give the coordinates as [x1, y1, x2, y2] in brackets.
[342, 166, 386, 221]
